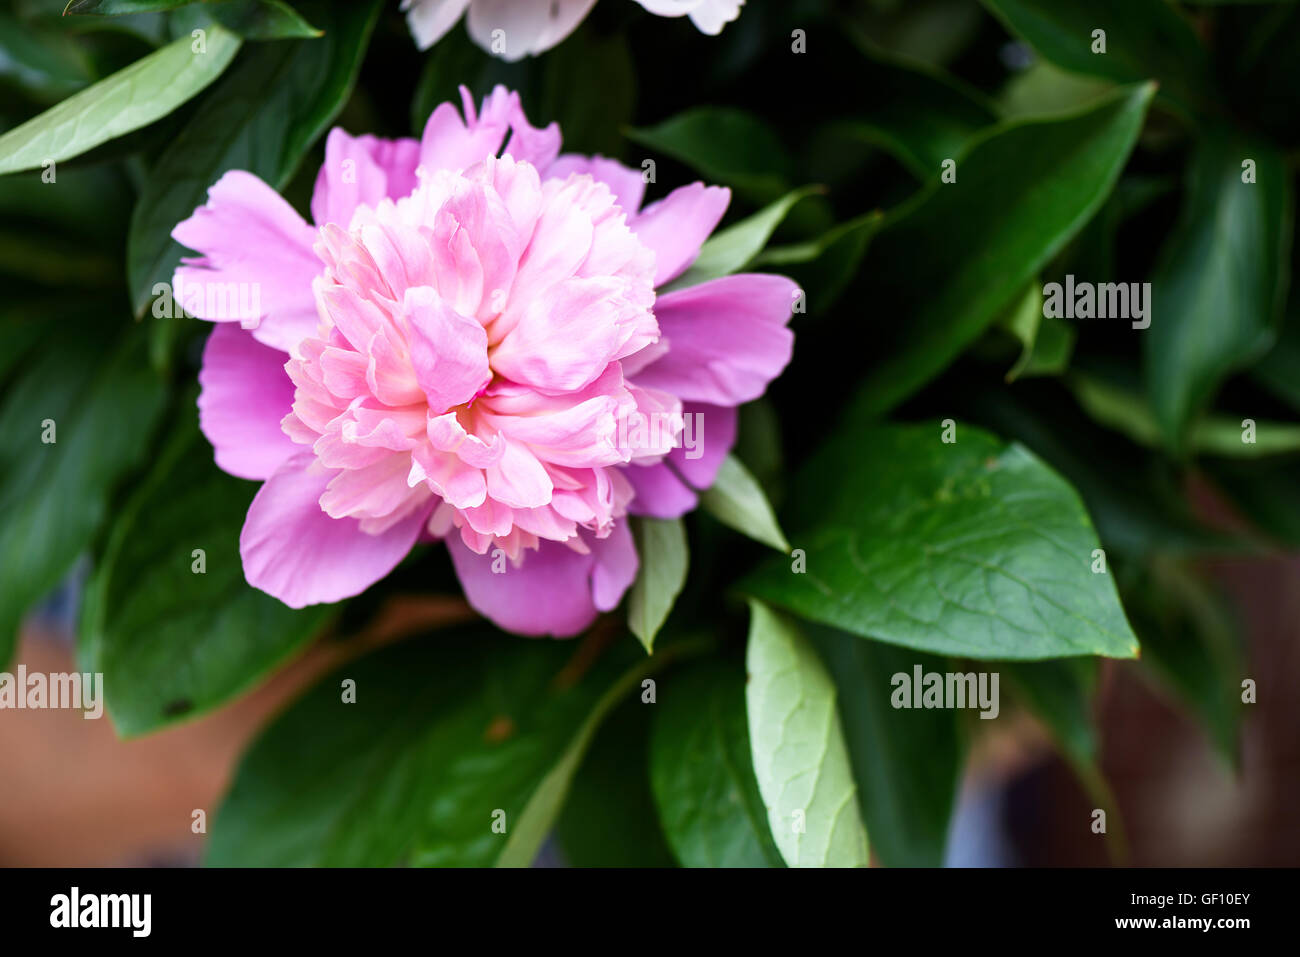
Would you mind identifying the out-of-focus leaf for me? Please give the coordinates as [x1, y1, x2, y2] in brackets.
[78, 409, 333, 736]
[997, 282, 1075, 380]
[744, 421, 1141, 660]
[979, 0, 1213, 117]
[811, 627, 962, 867]
[1074, 374, 1300, 457]
[127, 0, 380, 317]
[0, 24, 240, 174]
[64, 0, 196, 12]
[207, 0, 322, 40]
[556, 699, 677, 867]
[832, 39, 998, 179]
[0, 328, 166, 667]
[849, 83, 1153, 418]
[0, 11, 91, 102]
[754, 210, 884, 312]
[207, 629, 692, 866]
[1144, 133, 1292, 448]
[628, 517, 688, 654]
[650, 658, 784, 867]
[745, 601, 870, 867]
[1000, 59, 1115, 118]
[1126, 559, 1244, 764]
[538, 24, 634, 158]
[626, 108, 792, 203]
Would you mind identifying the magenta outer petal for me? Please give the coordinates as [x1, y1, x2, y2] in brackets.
[633, 273, 796, 406]
[447, 526, 637, 637]
[171, 171, 321, 353]
[198, 324, 298, 481]
[670, 401, 737, 489]
[311, 128, 421, 228]
[589, 521, 638, 611]
[624, 461, 698, 518]
[630, 183, 729, 286]
[241, 453, 429, 608]
[546, 154, 646, 215]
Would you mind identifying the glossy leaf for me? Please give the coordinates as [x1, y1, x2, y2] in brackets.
[745, 600, 870, 867]
[744, 421, 1141, 659]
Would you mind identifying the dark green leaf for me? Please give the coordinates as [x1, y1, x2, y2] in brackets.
[811, 627, 962, 867]
[850, 83, 1153, 417]
[1144, 133, 1293, 447]
[208, 629, 694, 866]
[78, 409, 333, 736]
[0, 328, 166, 667]
[979, 0, 1213, 117]
[650, 658, 784, 867]
[127, 0, 380, 316]
[744, 421, 1141, 659]
[626, 108, 792, 203]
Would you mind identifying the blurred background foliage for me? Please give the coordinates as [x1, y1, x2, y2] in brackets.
[0, 0, 1297, 867]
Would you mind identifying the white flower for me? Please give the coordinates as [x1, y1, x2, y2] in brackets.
[403, 0, 744, 58]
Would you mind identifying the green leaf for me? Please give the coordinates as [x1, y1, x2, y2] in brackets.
[754, 211, 884, 312]
[848, 83, 1152, 419]
[627, 517, 688, 654]
[78, 410, 333, 736]
[127, 0, 380, 316]
[979, 0, 1213, 117]
[537, 24, 634, 158]
[1073, 374, 1300, 457]
[832, 41, 998, 179]
[0, 11, 91, 103]
[667, 186, 821, 290]
[650, 658, 784, 867]
[0, 24, 241, 175]
[207, 1, 323, 40]
[699, 454, 789, 552]
[63, 0, 197, 13]
[1144, 133, 1293, 447]
[0, 328, 166, 667]
[810, 627, 962, 867]
[745, 601, 870, 867]
[744, 421, 1141, 660]
[1001, 657, 1098, 767]
[1126, 559, 1243, 764]
[555, 700, 677, 867]
[998, 282, 1075, 381]
[626, 108, 792, 203]
[207, 629, 692, 866]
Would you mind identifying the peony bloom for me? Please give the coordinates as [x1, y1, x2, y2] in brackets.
[403, 0, 744, 58]
[174, 86, 794, 636]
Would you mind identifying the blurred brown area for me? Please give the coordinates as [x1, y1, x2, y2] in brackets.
[0, 550, 1294, 866]
[0, 596, 472, 867]
[1002, 540, 1300, 866]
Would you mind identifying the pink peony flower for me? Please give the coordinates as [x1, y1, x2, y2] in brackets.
[403, 0, 744, 57]
[174, 86, 794, 637]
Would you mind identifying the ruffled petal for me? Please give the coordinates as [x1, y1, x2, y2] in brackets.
[172, 170, 321, 352]
[311, 128, 421, 228]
